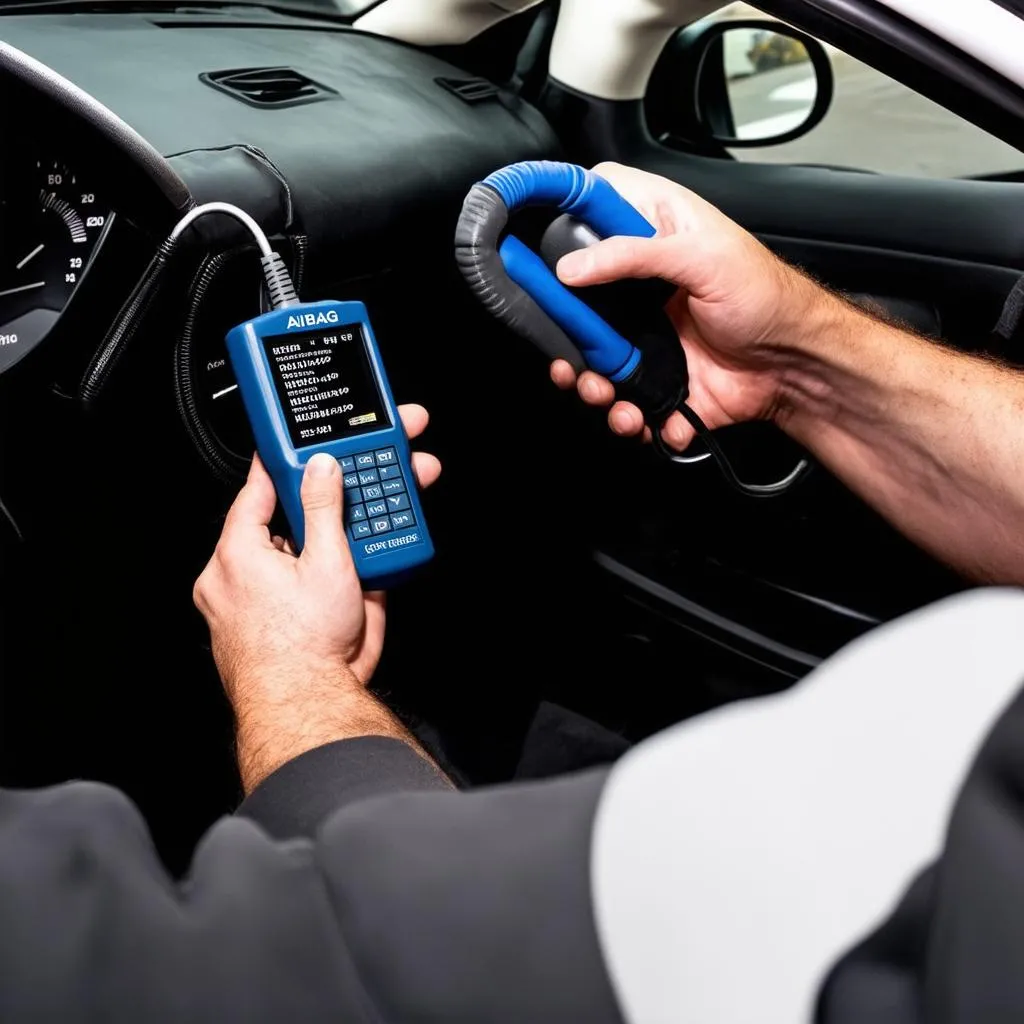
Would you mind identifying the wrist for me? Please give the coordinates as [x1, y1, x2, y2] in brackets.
[229, 665, 428, 794]
[766, 273, 871, 430]
[764, 262, 846, 354]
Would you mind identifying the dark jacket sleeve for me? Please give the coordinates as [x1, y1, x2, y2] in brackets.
[0, 763, 623, 1023]
[236, 736, 453, 839]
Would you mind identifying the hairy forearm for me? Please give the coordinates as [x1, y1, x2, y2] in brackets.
[773, 286, 1024, 583]
[232, 664, 440, 794]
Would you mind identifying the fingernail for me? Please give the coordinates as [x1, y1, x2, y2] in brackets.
[582, 378, 600, 400]
[306, 453, 337, 478]
[558, 251, 588, 281]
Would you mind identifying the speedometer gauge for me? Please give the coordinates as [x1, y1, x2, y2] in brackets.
[0, 157, 111, 370]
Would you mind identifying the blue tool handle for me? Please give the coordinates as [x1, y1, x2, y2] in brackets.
[565, 174, 657, 241]
[498, 234, 640, 381]
[455, 161, 657, 381]
[481, 161, 657, 241]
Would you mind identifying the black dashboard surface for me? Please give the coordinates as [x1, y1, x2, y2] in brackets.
[0, 5, 987, 867]
[0, 13, 557, 254]
[0, 11, 574, 863]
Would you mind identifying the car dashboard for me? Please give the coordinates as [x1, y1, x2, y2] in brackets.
[0, 4, 966, 869]
[0, 9, 556, 366]
[0, 8, 578, 856]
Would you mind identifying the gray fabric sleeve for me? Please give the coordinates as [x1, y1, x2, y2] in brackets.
[236, 737, 452, 839]
[317, 769, 623, 1024]
[0, 768, 623, 1023]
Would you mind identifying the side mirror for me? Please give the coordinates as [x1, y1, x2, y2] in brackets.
[648, 18, 834, 151]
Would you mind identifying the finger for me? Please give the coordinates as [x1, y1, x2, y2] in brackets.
[589, 162, 666, 224]
[558, 235, 694, 291]
[364, 589, 386, 641]
[411, 451, 442, 490]
[590, 160, 630, 184]
[608, 401, 644, 438]
[351, 590, 387, 684]
[398, 404, 429, 441]
[222, 455, 278, 545]
[577, 371, 615, 407]
[270, 534, 287, 552]
[659, 410, 696, 453]
[299, 453, 351, 570]
[591, 161, 670, 196]
[550, 360, 578, 390]
[639, 413, 697, 454]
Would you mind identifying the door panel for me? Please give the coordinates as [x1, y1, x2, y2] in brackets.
[532, 83, 1022, 679]
[543, 94, 1024, 273]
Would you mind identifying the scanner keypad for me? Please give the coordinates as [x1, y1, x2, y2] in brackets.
[341, 446, 414, 540]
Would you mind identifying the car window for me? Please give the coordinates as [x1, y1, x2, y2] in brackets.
[707, 2, 1024, 179]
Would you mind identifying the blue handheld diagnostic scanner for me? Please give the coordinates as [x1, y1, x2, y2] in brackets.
[225, 300, 434, 588]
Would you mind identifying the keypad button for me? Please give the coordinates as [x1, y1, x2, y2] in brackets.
[379, 464, 403, 481]
[381, 478, 405, 496]
[358, 468, 380, 486]
[351, 521, 372, 540]
[366, 499, 388, 518]
[375, 447, 398, 466]
[390, 511, 415, 531]
[343, 473, 361, 491]
[361, 484, 384, 502]
[370, 516, 392, 535]
[340, 457, 356, 473]
[346, 503, 367, 523]
[385, 492, 410, 513]
[355, 453, 376, 469]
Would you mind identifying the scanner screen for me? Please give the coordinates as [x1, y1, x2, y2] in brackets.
[263, 323, 391, 449]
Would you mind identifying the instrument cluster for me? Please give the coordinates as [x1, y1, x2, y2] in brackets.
[0, 151, 111, 371]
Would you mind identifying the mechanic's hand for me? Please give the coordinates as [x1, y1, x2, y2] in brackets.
[551, 161, 829, 451]
[193, 404, 441, 789]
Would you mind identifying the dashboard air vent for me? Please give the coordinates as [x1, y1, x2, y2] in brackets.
[436, 76, 499, 104]
[199, 67, 338, 109]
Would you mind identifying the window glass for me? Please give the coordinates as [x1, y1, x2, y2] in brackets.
[709, 2, 1024, 178]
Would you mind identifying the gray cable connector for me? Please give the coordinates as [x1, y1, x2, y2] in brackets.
[260, 251, 300, 309]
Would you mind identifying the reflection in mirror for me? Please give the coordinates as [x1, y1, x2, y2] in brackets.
[724, 29, 816, 142]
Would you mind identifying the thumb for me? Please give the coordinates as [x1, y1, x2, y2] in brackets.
[557, 235, 700, 292]
[299, 453, 350, 569]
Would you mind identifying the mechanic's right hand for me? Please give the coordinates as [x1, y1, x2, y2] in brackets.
[552, 161, 831, 452]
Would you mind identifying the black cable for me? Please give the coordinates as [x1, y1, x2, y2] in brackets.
[651, 401, 810, 498]
[82, 203, 298, 409]
[79, 236, 179, 406]
[0, 493, 23, 542]
[173, 234, 307, 483]
[173, 250, 245, 484]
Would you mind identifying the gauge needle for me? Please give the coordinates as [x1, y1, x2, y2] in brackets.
[15, 244, 44, 270]
[0, 281, 45, 299]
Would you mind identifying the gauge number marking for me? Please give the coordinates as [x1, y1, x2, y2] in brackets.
[40, 190, 88, 244]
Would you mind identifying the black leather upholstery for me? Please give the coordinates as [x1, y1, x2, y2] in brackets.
[0, 15, 559, 260]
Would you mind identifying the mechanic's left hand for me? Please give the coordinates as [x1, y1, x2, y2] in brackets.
[194, 403, 440, 702]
